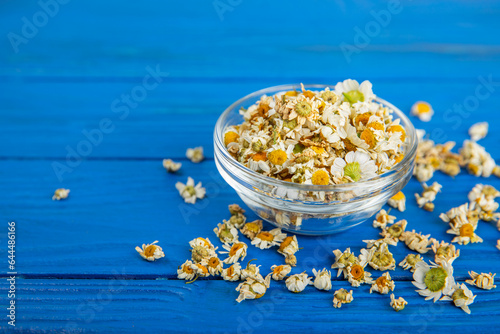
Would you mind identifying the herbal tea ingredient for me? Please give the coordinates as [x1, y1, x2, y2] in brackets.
[52, 188, 70, 200]
[135, 240, 165, 262]
[388, 191, 406, 212]
[175, 177, 206, 204]
[411, 101, 434, 122]
[466, 271, 497, 290]
[186, 146, 204, 163]
[223, 80, 408, 185]
[390, 294, 407, 312]
[333, 289, 354, 309]
[163, 158, 182, 172]
[415, 181, 442, 212]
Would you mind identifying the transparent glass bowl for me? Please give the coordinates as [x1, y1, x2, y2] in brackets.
[214, 84, 417, 235]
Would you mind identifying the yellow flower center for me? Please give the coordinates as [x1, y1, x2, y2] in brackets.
[367, 121, 384, 131]
[376, 275, 388, 287]
[343, 139, 357, 152]
[183, 264, 194, 274]
[257, 232, 274, 242]
[229, 243, 244, 256]
[279, 236, 294, 252]
[321, 91, 338, 103]
[459, 223, 474, 238]
[350, 264, 364, 280]
[268, 149, 287, 165]
[360, 128, 376, 148]
[294, 101, 312, 117]
[226, 265, 234, 276]
[311, 170, 329, 185]
[424, 267, 447, 292]
[415, 102, 431, 114]
[224, 131, 239, 146]
[196, 264, 208, 274]
[311, 146, 325, 155]
[394, 154, 405, 164]
[354, 112, 371, 126]
[245, 222, 261, 233]
[387, 125, 406, 142]
[273, 265, 284, 274]
[303, 90, 315, 99]
[468, 163, 480, 175]
[391, 191, 405, 201]
[144, 245, 158, 257]
[253, 152, 267, 162]
[208, 257, 220, 268]
[285, 90, 298, 96]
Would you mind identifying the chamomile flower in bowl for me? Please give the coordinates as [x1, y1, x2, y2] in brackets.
[214, 82, 417, 235]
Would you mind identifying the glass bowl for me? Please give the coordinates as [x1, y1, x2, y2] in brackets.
[213, 84, 417, 235]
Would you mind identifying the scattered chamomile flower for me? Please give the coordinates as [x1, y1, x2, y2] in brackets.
[240, 259, 262, 280]
[175, 177, 206, 204]
[466, 271, 496, 290]
[388, 191, 406, 212]
[251, 228, 286, 249]
[186, 146, 204, 163]
[333, 288, 354, 309]
[390, 294, 407, 312]
[235, 275, 271, 303]
[412, 258, 456, 302]
[177, 260, 196, 280]
[415, 182, 442, 212]
[446, 217, 483, 245]
[468, 184, 500, 222]
[213, 222, 239, 244]
[285, 254, 297, 267]
[229, 204, 245, 216]
[331, 248, 359, 278]
[189, 237, 217, 263]
[399, 253, 424, 273]
[162, 159, 181, 172]
[372, 209, 396, 229]
[346, 262, 373, 287]
[285, 272, 313, 293]
[364, 243, 396, 271]
[270, 264, 292, 281]
[240, 220, 263, 240]
[52, 188, 70, 201]
[312, 268, 332, 291]
[441, 283, 476, 314]
[278, 235, 299, 257]
[431, 240, 460, 263]
[370, 272, 395, 294]
[227, 204, 247, 228]
[135, 240, 165, 262]
[460, 140, 496, 177]
[400, 230, 434, 254]
[440, 203, 479, 227]
[411, 101, 434, 122]
[221, 263, 241, 281]
[468, 122, 488, 142]
[497, 240, 500, 251]
[380, 219, 408, 244]
[220, 241, 248, 264]
[202, 256, 223, 276]
[191, 263, 210, 278]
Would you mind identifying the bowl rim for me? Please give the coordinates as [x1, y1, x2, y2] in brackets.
[214, 83, 418, 191]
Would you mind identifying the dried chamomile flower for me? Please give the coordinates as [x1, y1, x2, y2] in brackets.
[135, 240, 165, 262]
[162, 159, 181, 172]
[493, 166, 500, 178]
[441, 283, 476, 314]
[52, 188, 70, 201]
[390, 294, 407, 312]
[333, 289, 354, 309]
[380, 219, 408, 244]
[364, 243, 396, 271]
[240, 220, 263, 240]
[415, 182, 442, 212]
[285, 272, 312, 293]
[331, 248, 359, 277]
[202, 256, 223, 276]
[270, 264, 292, 281]
[431, 240, 460, 263]
[186, 146, 204, 163]
[400, 230, 433, 254]
[312, 268, 332, 291]
[399, 254, 424, 273]
[240, 259, 262, 280]
[177, 260, 196, 280]
[413, 139, 463, 181]
[412, 259, 456, 302]
[362, 238, 398, 249]
[370, 272, 395, 294]
[466, 271, 496, 290]
[191, 263, 210, 278]
[213, 222, 239, 244]
[285, 254, 297, 267]
[440, 203, 479, 227]
[189, 237, 217, 263]
[236, 275, 271, 303]
[388, 191, 406, 212]
[330, 151, 377, 183]
[411, 101, 434, 122]
[468, 122, 488, 142]
[446, 217, 483, 245]
[335, 79, 375, 103]
[220, 242, 248, 264]
[278, 235, 299, 257]
[346, 262, 373, 287]
[372, 209, 396, 229]
[175, 177, 206, 204]
[227, 205, 247, 228]
[460, 140, 495, 177]
[251, 228, 286, 249]
[221, 263, 241, 281]
[468, 184, 500, 222]
[229, 204, 245, 215]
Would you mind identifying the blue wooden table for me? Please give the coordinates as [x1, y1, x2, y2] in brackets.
[1, 0, 500, 332]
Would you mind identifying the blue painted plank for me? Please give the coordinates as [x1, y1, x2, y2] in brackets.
[1, 78, 500, 159]
[1, 278, 499, 333]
